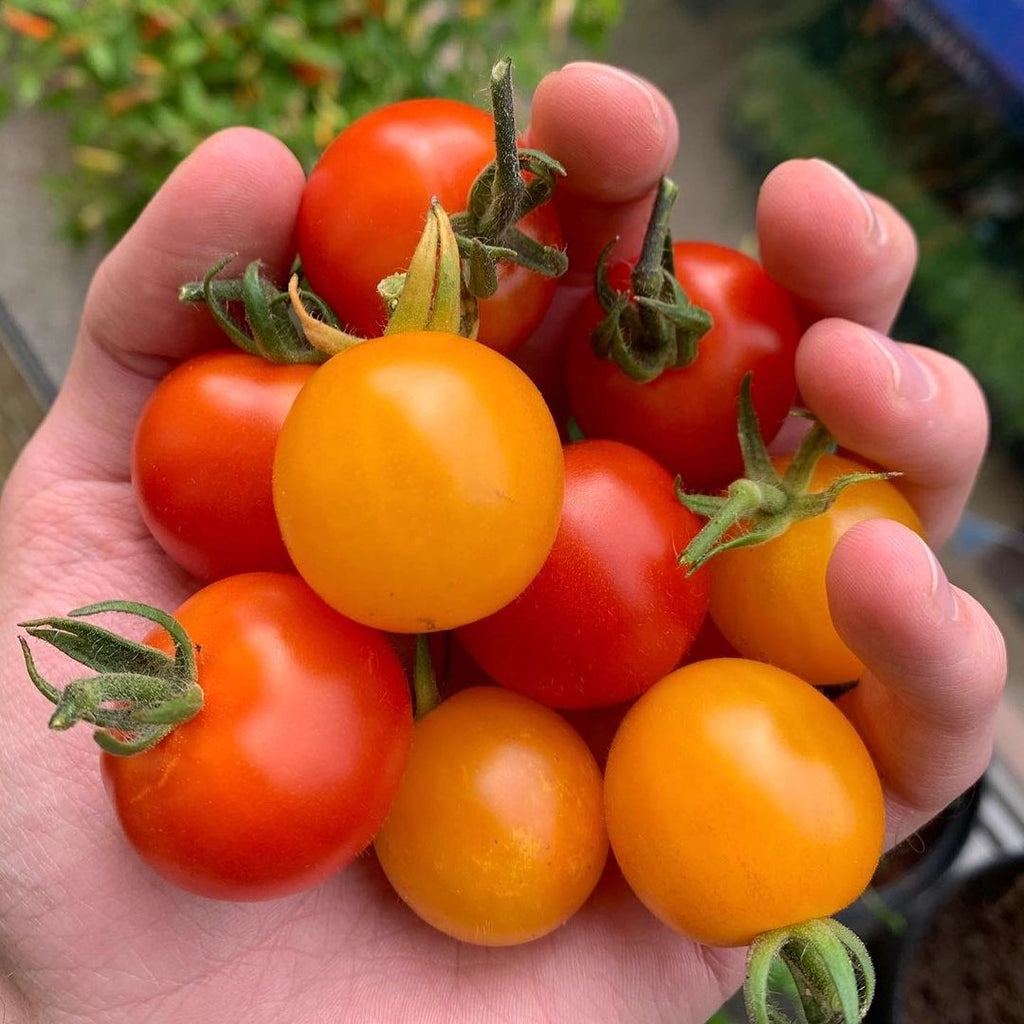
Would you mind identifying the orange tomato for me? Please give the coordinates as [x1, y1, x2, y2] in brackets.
[708, 453, 924, 684]
[604, 658, 885, 947]
[273, 331, 564, 632]
[374, 687, 608, 945]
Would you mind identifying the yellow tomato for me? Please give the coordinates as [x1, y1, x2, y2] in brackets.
[273, 332, 564, 632]
[709, 453, 924, 684]
[375, 687, 608, 945]
[604, 658, 885, 948]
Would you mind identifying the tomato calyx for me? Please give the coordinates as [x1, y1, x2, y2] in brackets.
[180, 255, 337, 364]
[744, 917, 875, 1024]
[677, 375, 898, 572]
[591, 177, 713, 382]
[449, 58, 568, 299]
[291, 199, 474, 354]
[18, 600, 202, 756]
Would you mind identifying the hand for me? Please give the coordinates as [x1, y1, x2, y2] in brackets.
[0, 63, 1005, 1024]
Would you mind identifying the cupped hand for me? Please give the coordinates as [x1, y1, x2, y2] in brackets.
[0, 63, 1005, 1024]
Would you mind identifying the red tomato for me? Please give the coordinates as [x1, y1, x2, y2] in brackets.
[566, 242, 801, 491]
[297, 99, 561, 354]
[132, 351, 314, 580]
[102, 573, 413, 901]
[605, 658, 885, 947]
[374, 686, 607, 944]
[457, 440, 709, 708]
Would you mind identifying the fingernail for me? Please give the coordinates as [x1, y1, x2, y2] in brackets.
[863, 328, 937, 401]
[810, 158, 887, 246]
[916, 534, 960, 620]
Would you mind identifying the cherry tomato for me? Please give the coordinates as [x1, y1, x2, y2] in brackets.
[708, 453, 924, 685]
[604, 658, 885, 947]
[102, 573, 413, 901]
[297, 99, 561, 354]
[457, 439, 709, 708]
[131, 351, 314, 580]
[273, 331, 564, 633]
[374, 686, 608, 945]
[566, 242, 801, 491]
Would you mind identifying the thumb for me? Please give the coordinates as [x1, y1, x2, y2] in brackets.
[32, 127, 305, 484]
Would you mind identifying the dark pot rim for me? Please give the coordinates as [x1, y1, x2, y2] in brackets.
[887, 851, 1024, 1023]
[839, 776, 985, 938]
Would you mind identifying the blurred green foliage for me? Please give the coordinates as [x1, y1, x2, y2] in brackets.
[727, 1, 1024, 459]
[0, 0, 622, 241]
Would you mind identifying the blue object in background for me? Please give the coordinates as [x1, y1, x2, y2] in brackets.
[884, 0, 1024, 133]
[929, 0, 1024, 95]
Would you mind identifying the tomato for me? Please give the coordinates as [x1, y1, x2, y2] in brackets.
[604, 658, 885, 947]
[708, 453, 924, 684]
[131, 351, 314, 580]
[566, 242, 800, 491]
[374, 686, 607, 944]
[102, 573, 413, 901]
[273, 331, 564, 633]
[297, 99, 561, 354]
[457, 439, 708, 708]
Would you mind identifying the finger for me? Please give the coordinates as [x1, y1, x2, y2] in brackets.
[830, 520, 1007, 845]
[44, 127, 305, 480]
[756, 159, 918, 333]
[797, 317, 989, 545]
[525, 61, 678, 275]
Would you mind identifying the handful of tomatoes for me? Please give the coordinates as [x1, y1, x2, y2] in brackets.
[21, 60, 931, 1024]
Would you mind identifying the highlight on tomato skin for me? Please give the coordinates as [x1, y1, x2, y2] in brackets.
[101, 573, 414, 902]
[272, 331, 565, 634]
[604, 657, 885, 949]
[374, 686, 608, 945]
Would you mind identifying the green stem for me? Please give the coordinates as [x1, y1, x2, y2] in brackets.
[413, 635, 441, 719]
[632, 178, 678, 298]
[478, 57, 525, 240]
[678, 479, 779, 571]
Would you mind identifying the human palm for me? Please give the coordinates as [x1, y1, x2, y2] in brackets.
[0, 64, 1005, 1024]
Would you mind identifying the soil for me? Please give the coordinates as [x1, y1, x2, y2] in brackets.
[898, 868, 1024, 1023]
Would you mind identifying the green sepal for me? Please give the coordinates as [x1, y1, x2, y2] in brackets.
[18, 599, 203, 756]
[744, 918, 874, 1024]
[448, 58, 568, 300]
[588, 177, 713, 382]
[180, 255, 337, 364]
[677, 375, 900, 573]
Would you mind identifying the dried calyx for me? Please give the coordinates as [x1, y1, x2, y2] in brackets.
[19, 601, 202, 756]
[590, 177, 712, 382]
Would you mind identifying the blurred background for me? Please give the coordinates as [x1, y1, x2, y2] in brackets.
[1, 1, 1022, 1020]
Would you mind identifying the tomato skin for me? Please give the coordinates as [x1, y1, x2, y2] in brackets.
[102, 573, 413, 901]
[457, 439, 709, 708]
[273, 331, 564, 633]
[374, 686, 608, 945]
[131, 351, 314, 580]
[709, 453, 924, 684]
[604, 658, 885, 947]
[297, 98, 561, 354]
[566, 242, 800, 491]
